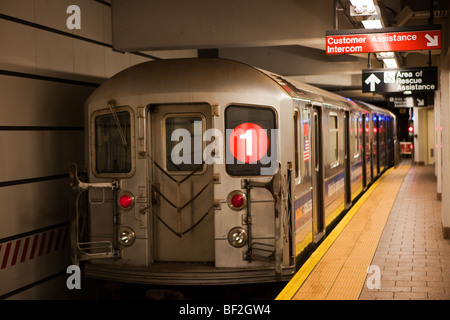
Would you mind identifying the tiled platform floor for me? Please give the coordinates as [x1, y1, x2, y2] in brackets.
[359, 163, 450, 300]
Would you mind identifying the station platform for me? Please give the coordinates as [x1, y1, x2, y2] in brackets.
[277, 161, 450, 300]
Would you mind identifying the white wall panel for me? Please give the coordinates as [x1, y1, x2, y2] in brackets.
[0, 0, 35, 21]
[0, 75, 94, 127]
[0, 0, 151, 299]
[71, 0, 105, 43]
[35, 30, 74, 75]
[35, 0, 71, 31]
[103, 4, 112, 44]
[73, 39, 105, 78]
[0, 227, 71, 299]
[104, 46, 130, 78]
[0, 179, 72, 239]
[0, 131, 83, 182]
[35, 0, 105, 44]
[0, 19, 36, 71]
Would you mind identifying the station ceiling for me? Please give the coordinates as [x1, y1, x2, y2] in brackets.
[111, 0, 449, 102]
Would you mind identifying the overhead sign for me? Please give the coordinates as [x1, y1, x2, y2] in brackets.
[388, 95, 432, 108]
[362, 67, 438, 93]
[326, 25, 441, 55]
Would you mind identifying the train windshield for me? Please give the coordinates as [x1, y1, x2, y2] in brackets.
[94, 110, 132, 174]
[225, 105, 277, 176]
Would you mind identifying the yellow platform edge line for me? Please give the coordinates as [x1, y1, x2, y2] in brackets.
[275, 167, 394, 300]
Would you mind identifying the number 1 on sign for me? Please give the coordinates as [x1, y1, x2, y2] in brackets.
[229, 122, 268, 163]
[239, 130, 253, 156]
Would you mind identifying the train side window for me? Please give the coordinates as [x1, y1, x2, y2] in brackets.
[294, 110, 300, 180]
[328, 113, 339, 168]
[352, 116, 360, 159]
[365, 115, 371, 157]
[302, 108, 312, 186]
[93, 108, 133, 176]
[165, 115, 204, 172]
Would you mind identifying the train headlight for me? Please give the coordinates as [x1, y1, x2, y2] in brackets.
[227, 227, 248, 248]
[118, 191, 134, 209]
[118, 226, 136, 247]
[227, 190, 247, 211]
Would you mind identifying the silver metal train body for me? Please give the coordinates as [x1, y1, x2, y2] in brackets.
[69, 58, 397, 285]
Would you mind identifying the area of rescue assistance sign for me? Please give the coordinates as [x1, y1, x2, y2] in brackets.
[326, 25, 441, 55]
[362, 67, 438, 93]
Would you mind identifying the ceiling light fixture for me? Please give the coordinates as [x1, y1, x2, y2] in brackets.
[361, 18, 383, 29]
[383, 58, 398, 69]
[350, 0, 378, 16]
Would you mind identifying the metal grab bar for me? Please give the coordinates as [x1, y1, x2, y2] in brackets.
[69, 163, 119, 264]
[241, 163, 286, 281]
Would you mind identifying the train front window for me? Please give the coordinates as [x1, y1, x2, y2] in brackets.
[165, 116, 204, 172]
[225, 105, 277, 176]
[94, 110, 132, 174]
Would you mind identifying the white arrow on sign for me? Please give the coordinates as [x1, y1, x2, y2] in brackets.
[425, 34, 439, 47]
[365, 73, 381, 92]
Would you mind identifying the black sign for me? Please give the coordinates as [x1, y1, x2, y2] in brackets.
[362, 67, 438, 93]
[387, 94, 433, 108]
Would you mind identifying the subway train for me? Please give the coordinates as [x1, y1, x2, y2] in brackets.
[69, 58, 398, 285]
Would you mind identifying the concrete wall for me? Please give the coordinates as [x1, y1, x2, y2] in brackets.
[438, 10, 450, 238]
[440, 53, 450, 238]
[0, 0, 151, 299]
[111, 0, 338, 51]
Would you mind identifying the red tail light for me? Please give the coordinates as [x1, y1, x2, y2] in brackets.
[118, 192, 134, 209]
[231, 194, 244, 208]
[227, 191, 247, 211]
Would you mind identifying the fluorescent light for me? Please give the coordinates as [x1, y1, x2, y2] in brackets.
[362, 18, 383, 29]
[383, 58, 398, 68]
[350, 0, 375, 7]
[350, 0, 378, 16]
[377, 52, 395, 59]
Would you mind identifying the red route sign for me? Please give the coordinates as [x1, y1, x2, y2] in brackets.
[229, 123, 269, 163]
[326, 27, 441, 55]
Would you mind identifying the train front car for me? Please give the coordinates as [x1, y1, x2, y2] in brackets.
[69, 58, 296, 285]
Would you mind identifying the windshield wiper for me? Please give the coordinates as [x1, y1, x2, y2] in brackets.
[108, 100, 128, 147]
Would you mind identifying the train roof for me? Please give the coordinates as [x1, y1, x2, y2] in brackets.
[356, 100, 396, 118]
[86, 58, 369, 111]
[86, 58, 288, 105]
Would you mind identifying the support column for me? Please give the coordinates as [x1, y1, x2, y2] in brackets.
[435, 89, 442, 199]
[441, 54, 450, 238]
[413, 107, 427, 165]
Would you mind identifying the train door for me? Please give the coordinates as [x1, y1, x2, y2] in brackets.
[344, 111, 351, 208]
[363, 113, 372, 187]
[379, 116, 386, 172]
[311, 106, 325, 243]
[386, 117, 393, 166]
[372, 114, 379, 175]
[148, 104, 214, 262]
